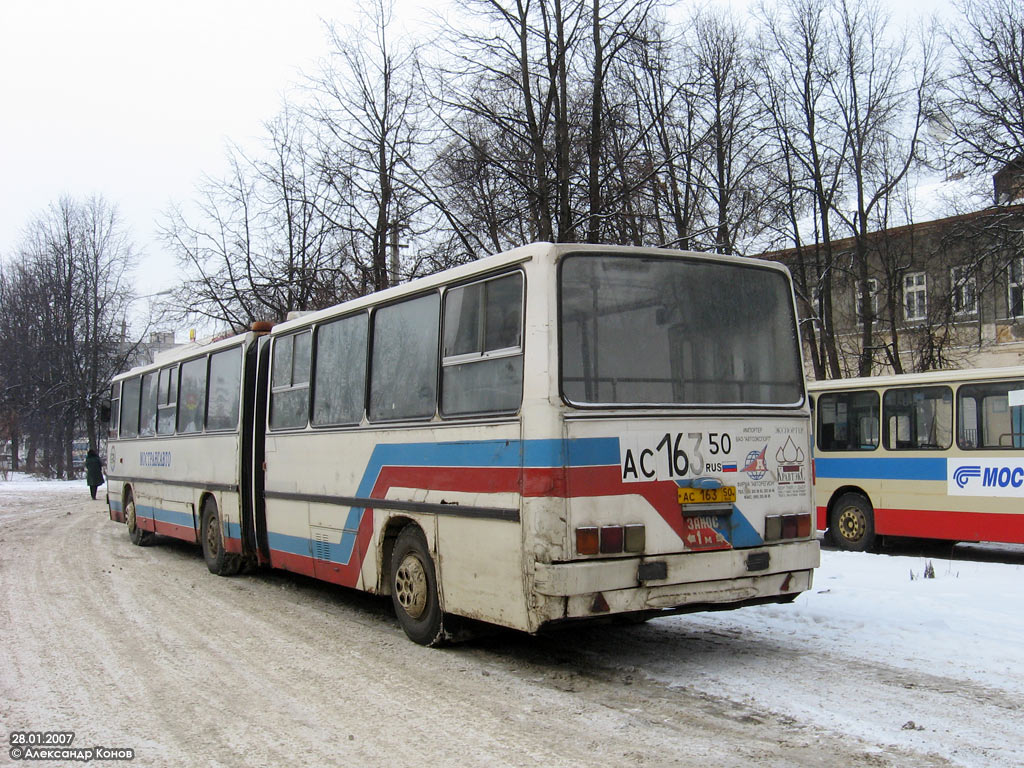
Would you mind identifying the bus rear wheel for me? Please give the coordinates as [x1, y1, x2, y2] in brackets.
[830, 493, 875, 551]
[390, 526, 445, 646]
[201, 498, 241, 576]
[125, 490, 153, 546]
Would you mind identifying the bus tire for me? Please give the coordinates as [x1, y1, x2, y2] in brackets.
[390, 526, 445, 646]
[201, 498, 241, 576]
[125, 490, 153, 546]
[830, 493, 875, 551]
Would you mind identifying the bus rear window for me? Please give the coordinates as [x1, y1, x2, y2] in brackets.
[559, 254, 803, 406]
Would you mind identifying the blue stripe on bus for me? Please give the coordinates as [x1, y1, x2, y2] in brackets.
[814, 456, 947, 482]
[351, 437, 619, 479]
[731, 506, 763, 548]
[319, 438, 621, 567]
[137, 505, 196, 528]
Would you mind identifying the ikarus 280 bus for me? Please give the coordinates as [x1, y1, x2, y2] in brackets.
[106, 243, 820, 645]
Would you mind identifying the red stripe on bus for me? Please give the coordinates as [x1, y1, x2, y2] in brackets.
[875, 507, 1024, 543]
[267, 463, 729, 590]
[818, 503, 1023, 543]
[152, 520, 198, 543]
[371, 464, 690, 559]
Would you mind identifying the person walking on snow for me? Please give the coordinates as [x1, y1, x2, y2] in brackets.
[85, 449, 104, 500]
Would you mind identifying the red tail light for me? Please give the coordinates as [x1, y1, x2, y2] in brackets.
[600, 526, 624, 554]
[765, 513, 812, 542]
[577, 527, 599, 555]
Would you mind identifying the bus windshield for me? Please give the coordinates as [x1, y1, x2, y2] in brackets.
[560, 253, 803, 407]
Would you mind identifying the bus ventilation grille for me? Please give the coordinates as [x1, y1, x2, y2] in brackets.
[312, 530, 332, 562]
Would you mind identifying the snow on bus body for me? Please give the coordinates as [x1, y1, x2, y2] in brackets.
[259, 243, 818, 634]
[106, 331, 256, 551]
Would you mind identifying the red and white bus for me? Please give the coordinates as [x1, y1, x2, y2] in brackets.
[811, 368, 1024, 550]
[106, 243, 819, 644]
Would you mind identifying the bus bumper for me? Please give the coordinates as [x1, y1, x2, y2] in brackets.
[532, 540, 819, 622]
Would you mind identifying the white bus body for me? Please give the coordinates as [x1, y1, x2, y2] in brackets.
[107, 243, 819, 644]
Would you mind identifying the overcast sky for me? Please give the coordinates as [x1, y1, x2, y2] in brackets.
[0, 0, 947, 313]
[0, 0, 356, 298]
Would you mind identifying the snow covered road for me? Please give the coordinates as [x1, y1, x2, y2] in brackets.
[1, 479, 1021, 767]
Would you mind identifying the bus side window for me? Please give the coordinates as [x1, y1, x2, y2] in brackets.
[120, 377, 141, 438]
[109, 382, 121, 438]
[312, 314, 368, 427]
[883, 386, 952, 450]
[370, 293, 440, 422]
[177, 357, 208, 434]
[441, 272, 524, 417]
[816, 391, 878, 451]
[270, 331, 312, 430]
[140, 371, 158, 437]
[207, 346, 242, 431]
[958, 381, 1024, 449]
[157, 366, 178, 435]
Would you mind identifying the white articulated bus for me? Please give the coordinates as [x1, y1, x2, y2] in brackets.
[106, 243, 819, 645]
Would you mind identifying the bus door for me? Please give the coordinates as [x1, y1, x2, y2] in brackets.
[250, 335, 272, 564]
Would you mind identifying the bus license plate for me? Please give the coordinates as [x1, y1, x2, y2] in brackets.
[677, 486, 737, 505]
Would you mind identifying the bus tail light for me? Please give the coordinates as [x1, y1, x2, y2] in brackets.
[624, 524, 645, 552]
[577, 527, 599, 555]
[576, 524, 646, 555]
[764, 513, 813, 542]
[600, 526, 624, 553]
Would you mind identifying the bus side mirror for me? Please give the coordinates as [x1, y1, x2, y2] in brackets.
[99, 401, 111, 423]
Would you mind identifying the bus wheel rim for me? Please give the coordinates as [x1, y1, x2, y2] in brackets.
[206, 514, 220, 556]
[395, 554, 428, 619]
[838, 507, 865, 541]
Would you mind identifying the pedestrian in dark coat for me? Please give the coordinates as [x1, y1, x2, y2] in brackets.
[85, 449, 104, 500]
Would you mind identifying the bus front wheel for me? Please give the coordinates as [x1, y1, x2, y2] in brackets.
[125, 490, 153, 546]
[830, 493, 875, 551]
[201, 498, 241, 576]
[390, 526, 445, 646]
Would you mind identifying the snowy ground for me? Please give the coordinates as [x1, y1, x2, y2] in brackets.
[1, 474, 1022, 767]
[644, 548, 1024, 765]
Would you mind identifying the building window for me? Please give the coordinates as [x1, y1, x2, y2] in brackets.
[856, 278, 879, 325]
[950, 266, 977, 316]
[903, 272, 927, 322]
[1009, 258, 1024, 317]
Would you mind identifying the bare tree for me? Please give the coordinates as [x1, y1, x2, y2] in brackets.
[940, 0, 1024, 174]
[755, 0, 936, 377]
[827, 0, 937, 375]
[161, 110, 346, 331]
[0, 196, 136, 477]
[756, 0, 848, 378]
[307, 0, 429, 291]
